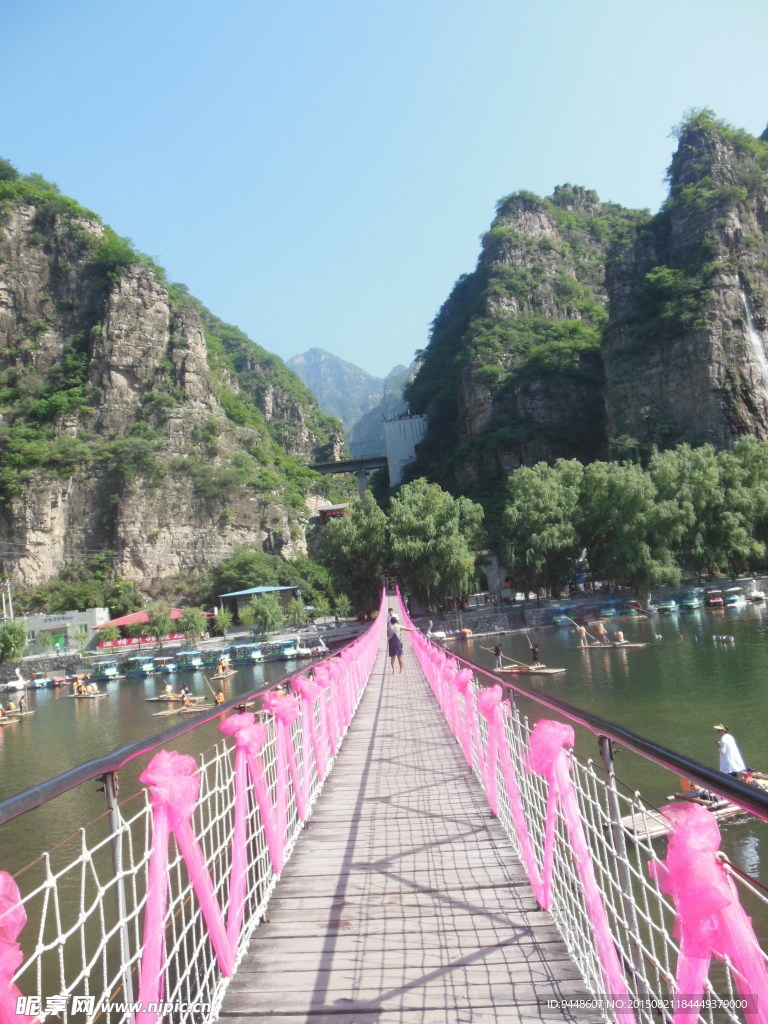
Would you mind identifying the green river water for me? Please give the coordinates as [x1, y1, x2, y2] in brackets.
[463, 600, 768, 906]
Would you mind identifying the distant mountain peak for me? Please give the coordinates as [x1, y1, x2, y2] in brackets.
[288, 351, 419, 456]
[287, 350, 385, 431]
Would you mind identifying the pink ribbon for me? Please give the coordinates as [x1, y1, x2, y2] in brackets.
[527, 721, 634, 1019]
[263, 692, 307, 822]
[0, 874, 36, 1024]
[453, 669, 476, 767]
[650, 802, 768, 1024]
[292, 674, 327, 783]
[477, 685, 505, 815]
[137, 751, 233, 1024]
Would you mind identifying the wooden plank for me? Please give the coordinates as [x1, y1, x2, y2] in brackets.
[218, 631, 599, 1024]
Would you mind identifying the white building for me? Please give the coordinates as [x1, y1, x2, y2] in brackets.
[383, 415, 427, 486]
[21, 607, 111, 654]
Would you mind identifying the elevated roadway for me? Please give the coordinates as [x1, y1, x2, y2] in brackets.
[309, 453, 388, 498]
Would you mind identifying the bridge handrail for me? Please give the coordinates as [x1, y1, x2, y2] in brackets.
[446, 645, 768, 822]
[6, 633, 761, 829]
[403, 603, 768, 1024]
[3, 599, 768, 1024]
[0, 609, 386, 1024]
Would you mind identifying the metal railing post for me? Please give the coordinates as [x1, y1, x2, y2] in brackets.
[101, 772, 136, 1007]
[597, 735, 647, 996]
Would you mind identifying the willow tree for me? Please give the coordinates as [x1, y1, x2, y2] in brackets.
[388, 478, 484, 613]
[650, 442, 766, 576]
[320, 493, 388, 618]
[248, 593, 284, 637]
[500, 459, 584, 597]
[177, 608, 208, 639]
[579, 460, 680, 594]
[0, 621, 28, 662]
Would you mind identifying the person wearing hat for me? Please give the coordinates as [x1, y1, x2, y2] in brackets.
[714, 724, 747, 777]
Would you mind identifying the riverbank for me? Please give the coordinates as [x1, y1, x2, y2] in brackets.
[0, 618, 368, 686]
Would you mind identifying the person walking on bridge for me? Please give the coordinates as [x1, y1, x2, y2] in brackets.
[387, 614, 416, 674]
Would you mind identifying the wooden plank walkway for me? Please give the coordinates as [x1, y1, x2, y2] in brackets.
[220, 631, 600, 1023]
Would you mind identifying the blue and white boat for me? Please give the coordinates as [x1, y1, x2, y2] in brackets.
[176, 651, 203, 672]
[88, 660, 121, 682]
[681, 588, 705, 610]
[124, 656, 156, 677]
[551, 606, 577, 626]
[231, 643, 264, 665]
[153, 656, 177, 674]
[724, 587, 746, 607]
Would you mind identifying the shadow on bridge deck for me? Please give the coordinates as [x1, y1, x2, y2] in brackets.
[219, 632, 598, 1023]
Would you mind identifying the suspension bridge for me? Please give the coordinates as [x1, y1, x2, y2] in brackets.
[2, 591, 768, 1024]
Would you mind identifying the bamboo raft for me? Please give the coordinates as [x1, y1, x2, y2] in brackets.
[145, 695, 205, 703]
[497, 666, 566, 676]
[68, 691, 108, 698]
[619, 797, 745, 841]
[152, 702, 216, 718]
[210, 669, 237, 680]
[579, 642, 648, 650]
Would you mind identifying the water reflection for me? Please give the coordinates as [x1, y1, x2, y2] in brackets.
[730, 831, 761, 879]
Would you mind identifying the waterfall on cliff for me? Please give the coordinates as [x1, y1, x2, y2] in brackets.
[741, 290, 768, 390]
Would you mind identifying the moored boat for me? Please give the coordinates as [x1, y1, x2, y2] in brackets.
[583, 642, 648, 650]
[551, 605, 578, 626]
[259, 639, 304, 661]
[705, 589, 724, 608]
[30, 670, 67, 688]
[680, 588, 705, 610]
[231, 643, 264, 665]
[657, 599, 678, 613]
[724, 587, 746, 607]
[599, 599, 622, 618]
[200, 647, 230, 668]
[152, 656, 178, 674]
[176, 650, 204, 672]
[123, 656, 156, 677]
[88, 659, 121, 681]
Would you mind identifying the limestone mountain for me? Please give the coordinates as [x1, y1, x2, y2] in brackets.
[406, 110, 768, 524]
[0, 163, 347, 592]
[286, 349, 384, 434]
[603, 113, 768, 454]
[287, 348, 417, 455]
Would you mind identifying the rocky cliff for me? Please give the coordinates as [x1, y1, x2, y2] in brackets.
[406, 111, 768, 516]
[0, 168, 346, 592]
[603, 113, 768, 453]
[406, 185, 646, 495]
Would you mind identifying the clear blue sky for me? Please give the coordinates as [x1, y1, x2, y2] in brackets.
[2, 0, 767, 379]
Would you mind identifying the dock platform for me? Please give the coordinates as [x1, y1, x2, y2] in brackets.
[219, 633, 600, 1023]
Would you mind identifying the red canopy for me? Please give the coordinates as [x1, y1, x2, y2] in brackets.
[95, 609, 212, 629]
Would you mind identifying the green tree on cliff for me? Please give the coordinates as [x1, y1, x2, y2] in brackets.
[248, 593, 284, 637]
